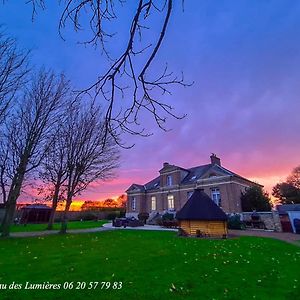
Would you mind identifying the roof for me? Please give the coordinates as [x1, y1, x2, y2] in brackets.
[126, 161, 260, 193]
[176, 189, 228, 221]
[144, 176, 160, 190]
[277, 204, 300, 214]
[125, 183, 145, 192]
[21, 204, 52, 210]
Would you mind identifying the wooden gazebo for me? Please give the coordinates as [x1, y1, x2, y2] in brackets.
[20, 204, 52, 224]
[176, 189, 228, 237]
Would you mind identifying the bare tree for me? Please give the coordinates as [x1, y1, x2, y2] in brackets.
[0, 30, 29, 124]
[21, 1, 190, 144]
[0, 141, 10, 205]
[0, 31, 29, 204]
[37, 129, 68, 230]
[0, 70, 70, 237]
[60, 102, 119, 233]
[37, 100, 78, 230]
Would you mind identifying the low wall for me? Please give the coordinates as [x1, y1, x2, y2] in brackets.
[54, 209, 125, 221]
[0, 209, 125, 224]
[241, 211, 282, 232]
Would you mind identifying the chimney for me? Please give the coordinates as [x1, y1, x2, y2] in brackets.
[210, 153, 221, 166]
[163, 162, 169, 168]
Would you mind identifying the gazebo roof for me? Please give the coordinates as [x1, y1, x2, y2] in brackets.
[176, 189, 227, 221]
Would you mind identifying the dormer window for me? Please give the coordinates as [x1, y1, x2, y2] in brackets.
[166, 175, 173, 186]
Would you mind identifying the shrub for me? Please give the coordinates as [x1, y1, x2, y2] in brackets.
[80, 213, 97, 221]
[155, 216, 163, 226]
[161, 219, 178, 228]
[119, 210, 126, 218]
[162, 212, 174, 221]
[227, 214, 245, 230]
[138, 212, 149, 224]
[106, 212, 119, 220]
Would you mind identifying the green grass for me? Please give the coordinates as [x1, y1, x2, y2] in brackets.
[7, 220, 108, 233]
[0, 231, 299, 300]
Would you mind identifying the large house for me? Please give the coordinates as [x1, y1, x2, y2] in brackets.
[126, 154, 261, 218]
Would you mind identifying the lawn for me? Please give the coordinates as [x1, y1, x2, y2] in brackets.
[0, 230, 299, 300]
[6, 220, 108, 233]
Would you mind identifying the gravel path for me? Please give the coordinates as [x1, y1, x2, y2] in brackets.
[229, 229, 300, 246]
[9, 226, 114, 238]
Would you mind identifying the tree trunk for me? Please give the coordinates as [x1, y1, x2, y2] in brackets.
[1, 176, 24, 237]
[1, 160, 27, 237]
[1, 199, 16, 237]
[46, 182, 60, 230]
[47, 204, 57, 230]
[60, 196, 72, 234]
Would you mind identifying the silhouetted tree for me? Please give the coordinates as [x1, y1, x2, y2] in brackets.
[60, 103, 119, 233]
[241, 186, 272, 212]
[286, 166, 300, 189]
[0, 70, 70, 237]
[103, 198, 118, 208]
[272, 166, 300, 204]
[81, 201, 103, 211]
[37, 99, 77, 230]
[13, 1, 189, 145]
[0, 30, 29, 125]
[116, 194, 127, 208]
[0, 31, 30, 204]
[272, 182, 300, 204]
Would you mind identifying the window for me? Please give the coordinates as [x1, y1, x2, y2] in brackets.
[211, 188, 221, 206]
[187, 191, 194, 199]
[166, 175, 173, 186]
[167, 195, 175, 210]
[131, 197, 136, 211]
[151, 196, 156, 211]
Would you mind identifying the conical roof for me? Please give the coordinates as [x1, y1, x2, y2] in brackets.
[176, 189, 227, 221]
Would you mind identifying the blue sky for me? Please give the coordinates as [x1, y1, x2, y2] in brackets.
[1, 1, 300, 201]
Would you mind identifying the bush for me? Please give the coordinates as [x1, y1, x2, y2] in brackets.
[138, 212, 149, 224]
[106, 212, 119, 220]
[80, 212, 97, 221]
[162, 212, 174, 221]
[227, 214, 245, 230]
[119, 210, 126, 218]
[161, 219, 178, 228]
[155, 216, 163, 226]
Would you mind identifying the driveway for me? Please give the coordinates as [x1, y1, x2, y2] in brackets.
[229, 229, 300, 246]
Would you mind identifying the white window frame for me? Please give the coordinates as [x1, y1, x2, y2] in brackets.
[167, 194, 175, 210]
[211, 188, 221, 206]
[132, 197, 136, 211]
[151, 196, 156, 211]
[166, 175, 173, 186]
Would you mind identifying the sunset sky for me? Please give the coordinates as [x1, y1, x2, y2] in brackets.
[1, 1, 300, 202]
